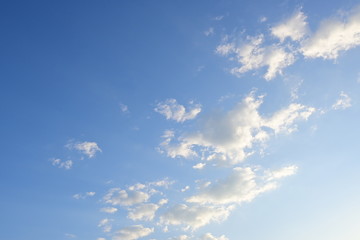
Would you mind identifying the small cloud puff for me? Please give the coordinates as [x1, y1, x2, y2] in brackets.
[51, 158, 73, 170]
[113, 225, 154, 240]
[66, 141, 102, 158]
[332, 91, 352, 110]
[155, 99, 201, 123]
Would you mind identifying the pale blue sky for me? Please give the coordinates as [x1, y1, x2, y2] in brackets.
[1, 1, 360, 240]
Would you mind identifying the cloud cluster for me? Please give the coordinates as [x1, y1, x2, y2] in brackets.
[332, 91, 352, 110]
[67, 141, 102, 158]
[113, 225, 154, 240]
[160, 92, 315, 166]
[217, 7, 360, 79]
[51, 158, 73, 170]
[155, 99, 201, 123]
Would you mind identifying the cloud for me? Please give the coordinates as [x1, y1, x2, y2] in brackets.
[159, 92, 315, 166]
[98, 218, 113, 233]
[301, 7, 360, 59]
[103, 188, 150, 206]
[113, 225, 154, 240]
[51, 158, 73, 170]
[200, 233, 229, 240]
[187, 166, 297, 205]
[73, 192, 96, 200]
[193, 163, 206, 169]
[204, 27, 215, 36]
[155, 99, 201, 123]
[216, 35, 295, 80]
[168, 235, 191, 240]
[160, 204, 232, 230]
[217, 7, 360, 79]
[127, 203, 160, 221]
[67, 141, 102, 158]
[271, 10, 308, 42]
[101, 207, 118, 214]
[332, 91, 352, 110]
[120, 103, 129, 113]
[65, 233, 77, 238]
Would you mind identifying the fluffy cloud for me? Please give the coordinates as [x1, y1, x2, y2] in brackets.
[101, 207, 118, 214]
[187, 166, 297, 205]
[332, 91, 352, 110]
[271, 10, 308, 42]
[51, 158, 73, 170]
[217, 35, 295, 80]
[103, 188, 150, 206]
[67, 141, 102, 158]
[155, 99, 201, 123]
[127, 203, 160, 221]
[301, 7, 360, 59]
[160, 204, 232, 230]
[200, 233, 229, 240]
[113, 225, 154, 240]
[160, 92, 315, 166]
[217, 7, 360, 79]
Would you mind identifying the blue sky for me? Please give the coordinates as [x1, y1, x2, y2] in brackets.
[1, 1, 360, 240]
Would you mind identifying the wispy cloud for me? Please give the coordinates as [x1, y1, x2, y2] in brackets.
[51, 158, 73, 170]
[332, 91, 352, 110]
[113, 225, 154, 240]
[66, 141, 102, 158]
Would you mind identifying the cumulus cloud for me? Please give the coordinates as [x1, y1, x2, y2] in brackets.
[159, 92, 315, 166]
[271, 10, 308, 42]
[155, 99, 201, 123]
[217, 7, 360, 79]
[301, 7, 360, 59]
[67, 141, 102, 158]
[332, 91, 352, 110]
[200, 233, 229, 240]
[51, 158, 73, 170]
[216, 35, 295, 80]
[168, 235, 191, 240]
[113, 225, 154, 240]
[103, 188, 150, 206]
[160, 204, 232, 230]
[127, 203, 160, 221]
[101, 207, 118, 214]
[187, 166, 297, 205]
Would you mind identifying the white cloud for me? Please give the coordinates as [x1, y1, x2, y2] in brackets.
[103, 188, 150, 206]
[159, 92, 315, 166]
[332, 91, 352, 110]
[98, 218, 113, 233]
[187, 166, 296, 205]
[51, 158, 73, 170]
[67, 141, 102, 158]
[73, 191, 96, 200]
[101, 207, 118, 214]
[217, 35, 295, 80]
[193, 163, 206, 169]
[271, 11, 308, 42]
[127, 203, 160, 221]
[169, 235, 191, 240]
[155, 99, 201, 123]
[301, 7, 360, 59]
[200, 233, 229, 240]
[120, 103, 129, 113]
[181, 186, 190, 192]
[97, 238, 106, 240]
[204, 27, 215, 36]
[113, 225, 154, 240]
[214, 16, 224, 21]
[160, 204, 232, 230]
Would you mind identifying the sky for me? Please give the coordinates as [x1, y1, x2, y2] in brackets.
[1, 0, 360, 239]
